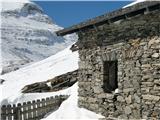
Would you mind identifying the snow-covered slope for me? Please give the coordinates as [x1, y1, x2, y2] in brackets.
[1, 1, 77, 74]
[0, 47, 78, 104]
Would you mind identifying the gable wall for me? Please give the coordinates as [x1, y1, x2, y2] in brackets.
[77, 11, 160, 119]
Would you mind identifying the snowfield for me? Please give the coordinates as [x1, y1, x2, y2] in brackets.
[1, 1, 30, 11]
[0, 47, 78, 104]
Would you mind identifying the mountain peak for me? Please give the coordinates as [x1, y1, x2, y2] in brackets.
[2, 1, 43, 15]
[1, 1, 77, 74]
[1, 0, 30, 12]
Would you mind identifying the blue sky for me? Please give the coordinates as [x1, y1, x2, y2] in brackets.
[35, 1, 132, 27]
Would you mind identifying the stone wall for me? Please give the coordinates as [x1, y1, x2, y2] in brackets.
[77, 11, 160, 119]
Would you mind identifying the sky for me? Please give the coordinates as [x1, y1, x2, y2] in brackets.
[35, 1, 132, 27]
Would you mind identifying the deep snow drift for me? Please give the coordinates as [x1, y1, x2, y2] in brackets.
[42, 83, 104, 120]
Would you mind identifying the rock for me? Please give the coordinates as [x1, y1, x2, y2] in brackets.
[152, 63, 160, 67]
[152, 53, 159, 58]
[123, 88, 134, 93]
[125, 106, 132, 115]
[22, 82, 50, 93]
[148, 38, 160, 47]
[97, 93, 109, 98]
[22, 70, 78, 93]
[134, 94, 140, 103]
[125, 95, 132, 104]
[141, 64, 151, 68]
[153, 85, 160, 90]
[93, 86, 103, 94]
[88, 97, 97, 103]
[117, 96, 125, 102]
[90, 104, 99, 111]
[0, 79, 5, 84]
[118, 115, 128, 119]
[136, 60, 141, 67]
[70, 44, 79, 52]
[142, 95, 160, 101]
[154, 80, 160, 85]
[132, 80, 139, 88]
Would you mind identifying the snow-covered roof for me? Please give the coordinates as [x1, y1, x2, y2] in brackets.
[56, 1, 160, 36]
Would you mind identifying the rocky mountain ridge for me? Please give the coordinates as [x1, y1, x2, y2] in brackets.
[1, 1, 77, 74]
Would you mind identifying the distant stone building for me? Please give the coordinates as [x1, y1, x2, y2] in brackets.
[57, 1, 160, 119]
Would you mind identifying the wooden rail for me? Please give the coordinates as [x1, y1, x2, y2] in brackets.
[1, 95, 69, 120]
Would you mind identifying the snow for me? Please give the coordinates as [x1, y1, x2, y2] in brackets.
[123, 0, 146, 8]
[1, 1, 78, 73]
[0, 47, 79, 104]
[42, 83, 104, 120]
[1, 0, 30, 12]
[1, 0, 29, 2]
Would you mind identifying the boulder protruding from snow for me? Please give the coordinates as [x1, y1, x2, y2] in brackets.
[21, 70, 79, 93]
[22, 82, 50, 93]
[0, 79, 5, 84]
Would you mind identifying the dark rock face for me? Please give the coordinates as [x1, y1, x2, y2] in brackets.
[22, 70, 79, 93]
[77, 10, 160, 119]
[22, 82, 50, 93]
[0, 79, 5, 84]
[49, 70, 79, 91]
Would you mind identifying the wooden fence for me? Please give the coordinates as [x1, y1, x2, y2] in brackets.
[1, 95, 69, 120]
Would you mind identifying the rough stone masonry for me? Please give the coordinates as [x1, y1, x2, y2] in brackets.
[57, 1, 160, 119]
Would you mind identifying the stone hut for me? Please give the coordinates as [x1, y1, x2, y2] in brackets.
[56, 1, 160, 119]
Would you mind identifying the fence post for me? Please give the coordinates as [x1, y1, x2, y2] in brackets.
[7, 105, 12, 120]
[32, 100, 37, 119]
[41, 98, 46, 116]
[36, 99, 41, 119]
[17, 103, 22, 120]
[22, 102, 27, 120]
[49, 96, 53, 110]
[46, 97, 50, 113]
[13, 104, 18, 120]
[1, 105, 7, 120]
[57, 95, 62, 106]
[52, 96, 56, 111]
[27, 101, 32, 119]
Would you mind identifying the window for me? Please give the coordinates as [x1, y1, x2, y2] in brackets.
[103, 61, 118, 93]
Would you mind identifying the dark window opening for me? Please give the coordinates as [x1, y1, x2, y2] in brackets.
[102, 61, 118, 93]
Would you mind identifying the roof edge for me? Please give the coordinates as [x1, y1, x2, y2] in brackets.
[56, 1, 160, 36]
